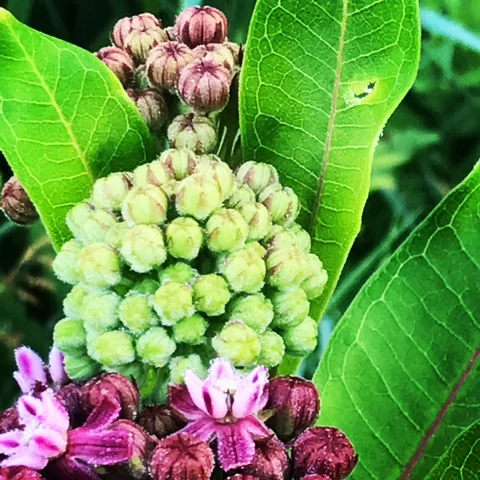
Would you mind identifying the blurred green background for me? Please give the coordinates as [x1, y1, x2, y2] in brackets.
[0, 0, 479, 405]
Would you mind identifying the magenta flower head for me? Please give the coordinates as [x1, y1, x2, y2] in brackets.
[0, 466, 44, 480]
[169, 358, 272, 471]
[293, 427, 358, 480]
[175, 6, 228, 48]
[265, 376, 320, 442]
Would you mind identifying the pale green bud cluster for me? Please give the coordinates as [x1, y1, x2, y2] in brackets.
[53, 152, 327, 386]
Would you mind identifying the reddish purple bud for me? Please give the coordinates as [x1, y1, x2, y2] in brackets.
[137, 405, 186, 439]
[150, 432, 214, 480]
[266, 376, 320, 442]
[175, 6, 228, 48]
[55, 383, 83, 426]
[127, 88, 168, 132]
[81, 373, 139, 420]
[239, 435, 290, 480]
[293, 427, 358, 480]
[301, 475, 332, 480]
[228, 476, 261, 480]
[178, 59, 231, 112]
[0, 467, 44, 480]
[193, 43, 236, 72]
[0, 407, 20, 434]
[96, 47, 135, 86]
[125, 29, 169, 64]
[112, 13, 162, 48]
[1, 177, 38, 225]
[147, 42, 195, 91]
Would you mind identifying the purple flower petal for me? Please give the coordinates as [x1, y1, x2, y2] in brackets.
[68, 428, 132, 465]
[216, 422, 256, 471]
[0, 431, 23, 455]
[12, 373, 31, 396]
[241, 416, 272, 438]
[81, 397, 121, 431]
[48, 348, 68, 388]
[232, 366, 269, 418]
[180, 417, 217, 443]
[14, 347, 47, 393]
[38, 391, 69, 434]
[208, 358, 237, 384]
[46, 454, 101, 480]
[1, 447, 48, 470]
[201, 384, 228, 419]
[169, 385, 204, 421]
[30, 429, 67, 458]
[17, 396, 43, 424]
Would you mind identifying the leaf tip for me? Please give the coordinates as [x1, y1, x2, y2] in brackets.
[0, 8, 14, 24]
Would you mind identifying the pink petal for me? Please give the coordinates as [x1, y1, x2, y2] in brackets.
[46, 454, 101, 480]
[14, 347, 47, 391]
[201, 384, 229, 419]
[0, 430, 23, 455]
[216, 422, 256, 471]
[169, 384, 204, 420]
[13, 372, 31, 395]
[241, 416, 272, 438]
[48, 348, 68, 388]
[30, 429, 67, 458]
[232, 366, 269, 418]
[208, 358, 237, 384]
[68, 429, 132, 465]
[39, 391, 69, 433]
[17, 396, 43, 424]
[180, 417, 217, 443]
[184, 370, 209, 415]
[1, 447, 48, 470]
[82, 397, 120, 431]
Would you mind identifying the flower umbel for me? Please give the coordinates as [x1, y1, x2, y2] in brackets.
[170, 359, 271, 471]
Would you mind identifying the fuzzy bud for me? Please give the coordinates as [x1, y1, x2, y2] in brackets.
[53, 318, 86, 355]
[172, 313, 208, 345]
[92, 172, 132, 211]
[150, 433, 214, 480]
[133, 161, 172, 192]
[193, 274, 231, 316]
[178, 59, 231, 112]
[197, 155, 235, 200]
[265, 227, 298, 250]
[169, 354, 207, 384]
[259, 185, 299, 226]
[227, 184, 256, 209]
[1, 176, 38, 225]
[120, 224, 167, 273]
[236, 161, 279, 195]
[147, 42, 195, 90]
[63, 354, 101, 380]
[193, 43, 235, 72]
[288, 224, 311, 253]
[127, 88, 168, 131]
[283, 316, 318, 356]
[175, 173, 222, 220]
[258, 331, 285, 368]
[301, 254, 328, 300]
[63, 284, 89, 319]
[67, 203, 117, 244]
[119, 293, 157, 334]
[52, 239, 82, 285]
[160, 263, 198, 285]
[136, 327, 176, 368]
[229, 293, 274, 333]
[240, 203, 272, 241]
[77, 243, 121, 289]
[168, 114, 217, 154]
[112, 13, 161, 48]
[270, 287, 310, 329]
[82, 290, 120, 332]
[124, 28, 168, 64]
[89, 330, 136, 367]
[266, 376, 320, 442]
[293, 427, 358, 480]
[165, 217, 204, 261]
[122, 183, 168, 226]
[266, 245, 307, 289]
[160, 148, 197, 181]
[96, 47, 135, 86]
[137, 405, 185, 439]
[212, 321, 261, 367]
[153, 282, 194, 325]
[206, 208, 248, 253]
[220, 247, 266, 293]
[175, 6, 228, 48]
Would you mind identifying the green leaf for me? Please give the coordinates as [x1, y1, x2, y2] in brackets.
[313, 164, 480, 479]
[240, 0, 421, 372]
[0, 9, 156, 250]
[427, 420, 480, 479]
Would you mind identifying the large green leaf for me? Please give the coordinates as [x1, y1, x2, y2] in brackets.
[0, 9, 156, 250]
[427, 420, 480, 479]
[313, 164, 480, 479]
[239, 0, 421, 371]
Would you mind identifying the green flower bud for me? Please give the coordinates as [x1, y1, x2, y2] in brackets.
[172, 313, 207, 345]
[197, 156, 235, 200]
[236, 161, 279, 194]
[136, 327, 176, 368]
[220, 247, 266, 293]
[160, 148, 197, 181]
[159, 262, 198, 285]
[133, 161, 173, 195]
[166, 217, 203, 261]
[153, 282, 194, 325]
[288, 223, 311, 253]
[107, 361, 147, 386]
[63, 284, 90, 319]
[92, 172, 132, 210]
[212, 321, 261, 367]
[240, 203, 272, 241]
[258, 330, 285, 367]
[167, 113, 217, 154]
[266, 245, 307, 289]
[265, 227, 298, 250]
[193, 274, 231, 316]
[53, 239, 82, 284]
[226, 184, 255, 209]
[132, 279, 160, 295]
[53, 318, 87, 355]
[105, 221, 130, 249]
[245, 241, 266, 258]
[89, 330, 136, 367]
[175, 173, 222, 220]
[120, 224, 167, 273]
[119, 293, 157, 334]
[229, 293, 274, 333]
[259, 185, 299, 226]
[206, 208, 248, 253]
[77, 243, 121, 289]
[83, 291, 120, 332]
[122, 184, 168, 226]
[64, 353, 101, 380]
[169, 354, 207, 384]
[283, 316, 318, 356]
[67, 203, 117, 244]
[301, 254, 328, 300]
[270, 287, 310, 329]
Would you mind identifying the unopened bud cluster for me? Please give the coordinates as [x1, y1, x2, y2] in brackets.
[95, 6, 241, 154]
[52, 151, 327, 388]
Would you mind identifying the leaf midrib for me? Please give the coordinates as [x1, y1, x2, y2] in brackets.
[7, 20, 94, 184]
[309, 0, 349, 236]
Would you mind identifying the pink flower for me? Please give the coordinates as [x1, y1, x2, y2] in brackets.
[169, 359, 271, 471]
